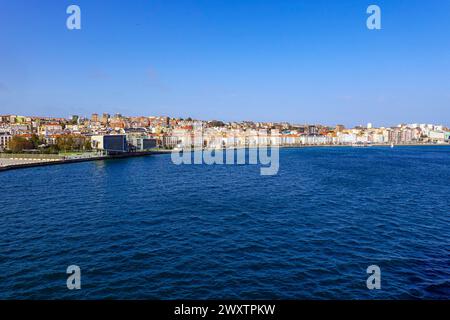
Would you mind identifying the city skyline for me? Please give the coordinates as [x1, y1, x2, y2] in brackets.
[3, 111, 450, 130]
[1, 0, 450, 127]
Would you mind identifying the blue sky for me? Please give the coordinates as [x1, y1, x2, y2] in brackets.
[0, 0, 449, 127]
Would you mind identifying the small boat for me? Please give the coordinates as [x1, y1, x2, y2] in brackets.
[391, 143, 394, 148]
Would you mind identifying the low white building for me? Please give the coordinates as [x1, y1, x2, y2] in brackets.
[336, 133, 357, 145]
[301, 134, 331, 145]
[428, 131, 446, 142]
[0, 132, 12, 150]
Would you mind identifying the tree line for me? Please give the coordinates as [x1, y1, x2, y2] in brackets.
[7, 135, 92, 154]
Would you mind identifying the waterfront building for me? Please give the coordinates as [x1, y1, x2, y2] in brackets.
[281, 133, 301, 146]
[127, 136, 157, 151]
[401, 128, 413, 144]
[91, 135, 127, 153]
[163, 135, 178, 149]
[301, 134, 331, 145]
[0, 132, 12, 150]
[126, 131, 157, 151]
[370, 132, 386, 144]
[336, 132, 357, 145]
[445, 132, 450, 142]
[429, 130, 447, 143]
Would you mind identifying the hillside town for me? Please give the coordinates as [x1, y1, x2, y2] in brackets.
[1, 113, 450, 154]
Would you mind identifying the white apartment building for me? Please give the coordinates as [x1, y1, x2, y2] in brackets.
[0, 132, 12, 150]
[428, 130, 446, 142]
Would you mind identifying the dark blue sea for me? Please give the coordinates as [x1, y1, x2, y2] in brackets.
[1, 146, 449, 299]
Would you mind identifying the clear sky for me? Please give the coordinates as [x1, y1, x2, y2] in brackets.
[1, 0, 449, 127]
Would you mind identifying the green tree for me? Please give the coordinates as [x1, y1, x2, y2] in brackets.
[30, 134, 43, 148]
[83, 139, 92, 151]
[56, 135, 89, 152]
[8, 136, 34, 153]
[209, 120, 225, 127]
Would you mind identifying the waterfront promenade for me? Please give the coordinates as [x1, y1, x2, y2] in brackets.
[0, 153, 62, 169]
[0, 150, 172, 172]
[0, 158, 60, 167]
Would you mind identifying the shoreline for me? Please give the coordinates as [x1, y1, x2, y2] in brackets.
[0, 150, 172, 172]
[1, 144, 448, 172]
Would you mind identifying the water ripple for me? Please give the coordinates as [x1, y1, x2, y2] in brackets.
[0, 147, 449, 299]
